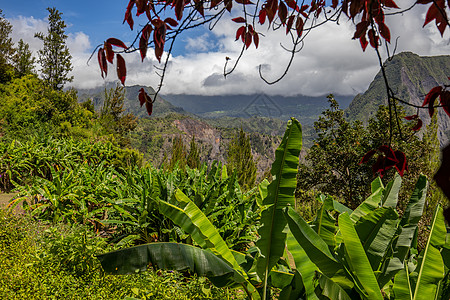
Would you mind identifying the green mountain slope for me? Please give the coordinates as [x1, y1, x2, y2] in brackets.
[345, 52, 450, 145]
[78, 84, 187, 117]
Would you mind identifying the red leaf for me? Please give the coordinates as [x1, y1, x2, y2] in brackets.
[116, 54, 126, 85]
[253, 32, 259, 48]
[145, 98, 153, 116]
[139, 35, 148, 62]
[232, 17, 246, 23]
[394, 150, 407, 176]
[423, 86, 442, 106]
[295, 17, 304, 37]
[164, 18, 179, 27]
[368, 29, 379, 48]
[175, 0, 184, 20]
[285, 0, 299, 11]
[278, 1, 288, 23]
[136, 0, 147, 16]
[106, 38, 127, 49]
[353, 21, 369, 39]
[372, 156, 386, 177]
[440, 90, 450, 117]
[404, 114, 418, 120]
[412, 118, 423, 131]
[383, 0, 400, 8]
[193, 0, 204, 16]
[259, 9, 267, 24]
[104, 42, 114, 64]
[286, 15, 295, 34]
[155, 44, 164, 63]
[360, 35, 368, 51]
[378, 145, 398, 163]
[359, 149, 376, 164]
[97, 47, 107, 78]
[423, 3, 438, 26]
[378, 22, 391, 43]
[211, 0, 222, 9]
[138, 88, 148, 107]
[142, 24, 153, 40]
[124, 0, 135, 30]
[245, 32, 252, 49]
[235, 26, 246, 41]
[225, 0, 233, 12]
[331, 0, 338, 8]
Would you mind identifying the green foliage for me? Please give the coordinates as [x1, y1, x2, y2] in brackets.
[12, 39, 35, 78]
[0, 137, 142, 192]
[297, 95, 445, 213]
[34, 7, 73, 90]
[34, 222, 109, 276]
[0, 209, 242, 299]
[227, 127, 257, 190]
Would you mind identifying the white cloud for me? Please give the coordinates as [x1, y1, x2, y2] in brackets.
[7, 1, 450, 96]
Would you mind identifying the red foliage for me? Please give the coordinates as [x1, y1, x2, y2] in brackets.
[138, 88, 153, 116]
[116, 54, 127, 85]
[360, 145, 407, 178]
[422, 85, 450, 118]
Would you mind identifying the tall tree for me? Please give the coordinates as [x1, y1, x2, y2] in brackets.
[226, 127, 256, 191]
[12, 39, 35, 78]
[186, 135, 200, 169]
[35, 7, 73, 90]
[100, 84, 137, 146]
[169, 135, 187, 171]
[0, 9, 14, 83]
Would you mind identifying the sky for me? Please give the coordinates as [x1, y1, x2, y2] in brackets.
[2, 0, 450, 96]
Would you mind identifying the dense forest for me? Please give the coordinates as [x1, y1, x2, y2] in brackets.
[1, 5, 450, 300]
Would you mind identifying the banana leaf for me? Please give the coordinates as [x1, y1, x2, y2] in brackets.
[393, 264, 413, 300]
[256, 118, 302, 289]
[355, 207, 399, 271]
[160, 189, 242, 272]
[378, 175, 428, 288]
[286, 229, 319, 300]
[338, 213, 383, 300]
[350, 178, 384, 222]
[311, 201, 338, 248]
[382, 173, 402, 208]
[97, 242, 246, 288]
[412, 205, 446, 299]
[285, 207, 342, 278]
[316, 274, 352, 300]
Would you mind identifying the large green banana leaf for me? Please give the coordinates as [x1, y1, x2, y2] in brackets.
[393, 264, 413, 300]
[411, 205, 446, 299]
[256, 118, 302, 291]
[317, 274, 352, 300]
[97, 242, 246, 287]
[378, 175, 428, 287]
[160, 189, 243, 273]
[285, 207, 342, 278]
[286, 229, 318, 300]
[381, 173, 402, 208]
[312, 195, 338, 248]
[339, 213, 383, 300]
[350, 178, 384, 222]
[355, 207, 399, 271]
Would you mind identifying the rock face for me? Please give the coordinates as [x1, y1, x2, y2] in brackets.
[346, 52, 450, 146]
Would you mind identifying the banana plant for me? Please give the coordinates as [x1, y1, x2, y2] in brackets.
[97, 118, 303, 299]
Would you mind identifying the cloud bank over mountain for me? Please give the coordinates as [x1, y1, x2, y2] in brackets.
[8, 1, 450, 96]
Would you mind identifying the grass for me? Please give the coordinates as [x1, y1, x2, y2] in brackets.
[0, 208, 246, 299]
